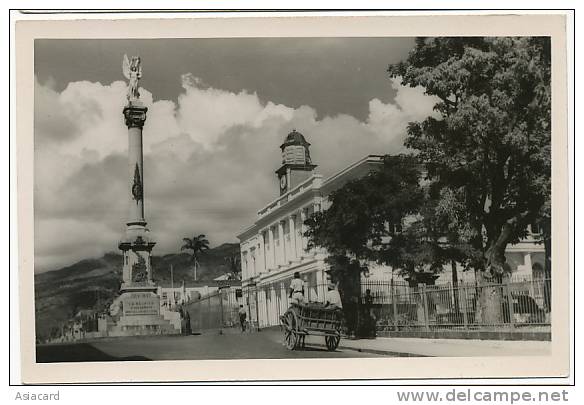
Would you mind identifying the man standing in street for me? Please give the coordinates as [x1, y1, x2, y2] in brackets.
[238, 305, 247, 333]
[289, 272, 305, 305]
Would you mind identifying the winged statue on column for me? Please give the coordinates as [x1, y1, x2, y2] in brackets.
[122, 54, 142, 103]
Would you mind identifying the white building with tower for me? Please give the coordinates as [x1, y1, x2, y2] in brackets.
[237, 130, 547, 328]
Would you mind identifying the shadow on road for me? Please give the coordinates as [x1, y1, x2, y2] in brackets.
[36, 343, 151, 363]
[292, 345, 335, 353]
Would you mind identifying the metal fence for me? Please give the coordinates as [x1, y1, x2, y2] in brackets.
[185, 277, 551, 334]
[183, 287, 241, 332]
[365, 278, 551, 331]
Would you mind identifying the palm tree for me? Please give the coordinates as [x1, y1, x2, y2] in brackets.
[181, 234, 210, 281]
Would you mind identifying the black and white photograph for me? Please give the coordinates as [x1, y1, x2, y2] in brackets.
[14, 12, 571, 384]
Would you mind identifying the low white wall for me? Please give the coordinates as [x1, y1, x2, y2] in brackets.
[161, 309, 182, 331]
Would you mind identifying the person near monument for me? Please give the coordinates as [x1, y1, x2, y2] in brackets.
[289, 272, 305, 305]
[178, 306, 191, 336]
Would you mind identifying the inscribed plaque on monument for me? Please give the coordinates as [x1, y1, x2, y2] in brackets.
[123, 293, 160, 316]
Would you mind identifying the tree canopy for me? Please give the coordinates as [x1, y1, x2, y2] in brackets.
[389, 37, 551, 280]
[305, 155, 427, 281]
[306, 37, 551, 287]
[181, 234, 210, 264]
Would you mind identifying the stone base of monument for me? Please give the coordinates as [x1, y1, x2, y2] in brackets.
[107, 290, 180, 337]
[108, 315, 179, 337]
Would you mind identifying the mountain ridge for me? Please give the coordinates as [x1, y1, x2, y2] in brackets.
[34, 243, 240, 341]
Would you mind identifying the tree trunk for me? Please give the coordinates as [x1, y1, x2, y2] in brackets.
[338, 268, 362, 338]
[474, 271, 505, 326]
[543, 233, 551, 312]
[476, 224, 513, 326]
[451, 260, 460, 314]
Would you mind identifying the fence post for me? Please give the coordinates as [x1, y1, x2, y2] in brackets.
[505, 280, 515, 328]
[265, 288, 270, 327]
[255, 288, 260, 331]
[420, 283, 430, 331]
[219, 290, 225, 329]
[276, 284, 281, 322]
[206, 295, 211, 329]
[461, 286, 469, 330]
[391, 280, 399, 331]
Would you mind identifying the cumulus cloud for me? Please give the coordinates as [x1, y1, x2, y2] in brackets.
[34, 75, 439, 272]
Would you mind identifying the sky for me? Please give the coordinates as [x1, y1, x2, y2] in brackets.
[34, 37, 440, 272]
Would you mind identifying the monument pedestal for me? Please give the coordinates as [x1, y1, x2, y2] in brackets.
[108, 290, 179, 336]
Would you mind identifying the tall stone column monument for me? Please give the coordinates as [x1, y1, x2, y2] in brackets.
[109, 55, 178, 336]
[119, 54, 156, 293]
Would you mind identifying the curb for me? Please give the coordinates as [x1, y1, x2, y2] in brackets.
[258, 326, 430, 357]
[339, 346, 430, 357]
[310, 342, 430, 357]
[377, 330, 551, 341]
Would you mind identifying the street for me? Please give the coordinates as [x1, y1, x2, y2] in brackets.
[36, 329, 389, 362]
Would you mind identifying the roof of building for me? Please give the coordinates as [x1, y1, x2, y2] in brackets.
[280, 129, 310, 150]
[213, 273, 241, 281]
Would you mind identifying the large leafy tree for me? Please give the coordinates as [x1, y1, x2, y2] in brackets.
[389, 37, 551, 322]
[305, 155, 425, 291]
[306, 155, 474, 286]
[181, 234, 210, 281]
[389, 37, 550, 277]
[379, 184, 480, 284]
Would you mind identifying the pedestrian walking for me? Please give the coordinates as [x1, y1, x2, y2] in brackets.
[238, 305, 247, 332]
[184, 309, 192, 335]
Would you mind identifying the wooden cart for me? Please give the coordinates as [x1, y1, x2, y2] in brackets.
[280, 303, 342, 351]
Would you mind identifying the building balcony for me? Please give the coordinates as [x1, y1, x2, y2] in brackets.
[257, 175, 323, 218]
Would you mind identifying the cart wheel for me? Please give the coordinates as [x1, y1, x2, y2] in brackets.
[325, 335, 340, 351]
[284, 311, 299, 350]
[285, 330, 298, 350]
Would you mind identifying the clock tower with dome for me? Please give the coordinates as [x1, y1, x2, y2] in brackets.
[276, 129, 317, 195]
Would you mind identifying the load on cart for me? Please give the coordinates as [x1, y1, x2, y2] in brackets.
[279, 273, 343, 351]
